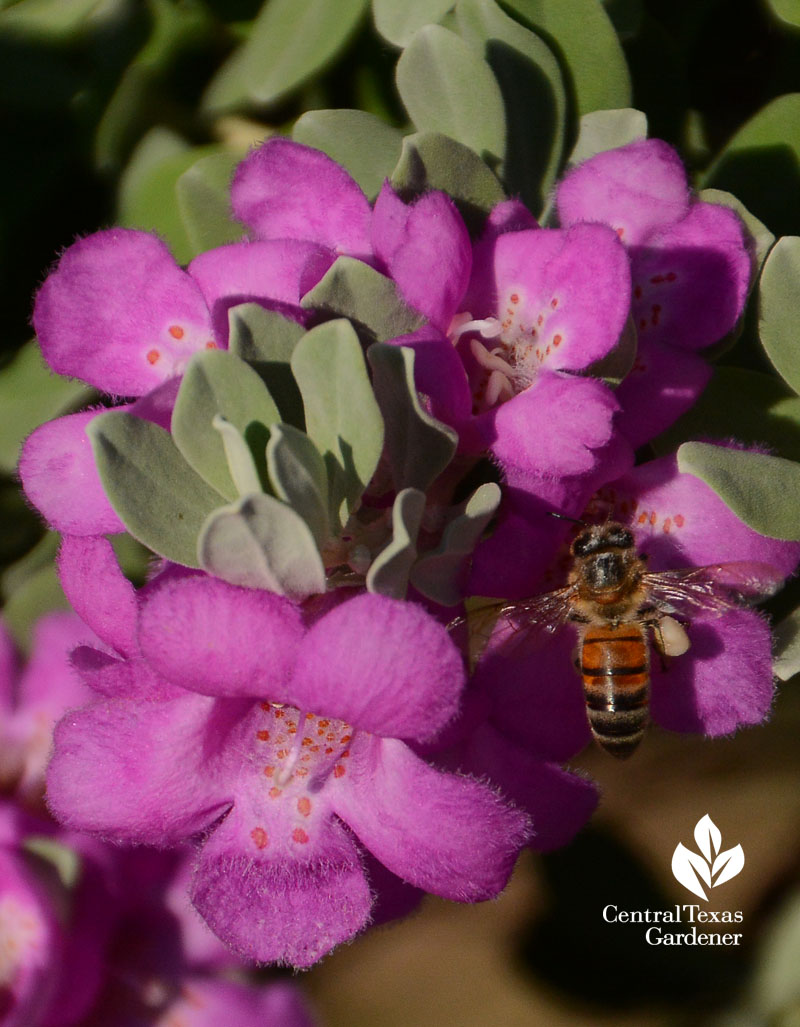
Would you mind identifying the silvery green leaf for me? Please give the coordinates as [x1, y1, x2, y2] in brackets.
[266, 423, 330, 548]
[227, 303, 306, 429]
[0, 339, 89, 474]
[700, 188, 775, 280]
[366, 488, 427, 599]
[774, 608, 800, 682]
[202, 0, 368, 113]
[88, 412, 224, 567]
[391, 132, 506, 231]
[678, 442, 800, 541]
[176, 150, 243, 255]
[373, 0, 455, 46]
[410, 481, 501, 605]
[396, 24, 506, 164]
[292, 109, 404, 200]
[302, 257, 425, 345]
[502, 0, 631, 115]
[455, 0, 567, 212]
[172, 349, 278, 501]
[759, 236, 800, 396]
[585, 315, 637, 386]
[566, 107, 647, 167]
[212, 415, 263, 498]
[290, 320, 384, 529]
[367, 343, 457, 491]
[702, 94, 800, 238]
[198, 492, 326, 599]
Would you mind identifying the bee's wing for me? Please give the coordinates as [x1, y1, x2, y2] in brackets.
[643, 561, 784, 617]
[449, 585, 577, 668]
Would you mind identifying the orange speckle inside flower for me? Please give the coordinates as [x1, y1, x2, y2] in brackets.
[269, 786, 282, 799]
[638, 512, 648, 524]
[263, 766, 274, 777]
[297, 797, 312, 817]
[250, 827, 268, 849]
[147, 349, 160, 365]
[663, 517, 672, 533]
[277, 749, 289, 759]
[674, 513, 685, 527]
[550, 297, 559, 308]
[334, 765, 346, 778]
[205, 341, 217, 349]
[168, 324, 184, 339]
[257, 730, 270, 741]
[292, 828, 309, 844]
[553, 334, 562, 347]
[318, 720, 330, 728]
[649, 511, 657, 525]
[510, 293, 519, 304]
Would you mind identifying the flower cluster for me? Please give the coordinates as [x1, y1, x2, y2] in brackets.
[12, 132, 800, 978]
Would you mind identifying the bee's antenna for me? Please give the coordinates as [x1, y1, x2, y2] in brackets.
[548, 512, 590, 528]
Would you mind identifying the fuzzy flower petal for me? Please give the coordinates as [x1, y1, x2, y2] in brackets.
[58, 536, 138, 658]
[33, 229, 217, 395]
[373, 184, 472, 331]
[187, 239, 334, 343]
[137, 576, 305, 699]
[556, 139, 690, 246]
[18, 410, 126, 536]
[650, 608, 774, 735]
[332, 735, 532, 900]
[231, 138, 373, 261]
[46, 692, 236, 844]
[191, 803, 371, 969]
[286, 593, 465, 743]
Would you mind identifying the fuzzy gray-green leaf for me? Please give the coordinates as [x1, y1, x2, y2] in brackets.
[302, 257, 425, 345]
[292, 109, 404, 200]
[368, 343, 457, 491]
[198, 492, 326, 598]
[391, 132, 506, 230]
[266, 423, 330, 547]
[677, 442, 800, 541]
[410, 481, 501, 605]
[455, 0, 567, 213]
[290, 320, 384, 529]
[366, 488, 427, 599]
[759, 236, 800, 396]
[172, 349, 278, 501]
[227, 303, 306, 429]
[88, 412, 224, 567]
[396, 24, 506, 164]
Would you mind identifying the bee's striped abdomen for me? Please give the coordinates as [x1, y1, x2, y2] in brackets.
[580, 623, 650, 759]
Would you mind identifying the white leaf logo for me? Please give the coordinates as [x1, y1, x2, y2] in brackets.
[671, 815, 745, 900]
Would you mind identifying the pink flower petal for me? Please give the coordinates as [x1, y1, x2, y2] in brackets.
[192, 806, 371, 969]
[47, 694, 235, 843]
[231, 138, 373, 261]
[464, 723, 598, 851]
[58, 536, 138, 657]
[19, 410, 126, 536]
[651, 609, 774, 735]
[631, 201, 752, 352]
[333, 735, 532, 900]
[34, 229, 216, 395]
[188, 239, 334, 343]
[288, 593, 465, 742]
[610, 449, 800, 575]
[138, 576, 305, 699]
[373, 186, 471, 331]
[614, 338, 713, 448]
[556, 139, 690, 247]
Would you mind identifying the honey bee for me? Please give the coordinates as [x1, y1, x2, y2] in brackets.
[454, 522, 782, 759]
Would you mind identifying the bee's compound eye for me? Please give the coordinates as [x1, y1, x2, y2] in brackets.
[572, 531, 595, 556]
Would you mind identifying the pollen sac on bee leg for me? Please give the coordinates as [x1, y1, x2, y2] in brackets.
[655, 615, 691, 658]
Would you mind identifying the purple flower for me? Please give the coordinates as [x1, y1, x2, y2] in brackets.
[556, 139, 753, 446]
[479, 446, 800, 758]
[19, 227, 333, 537]
[233, 139, 633, 487]
[0, 613, 95, 805]
[47, 540, 532, 968]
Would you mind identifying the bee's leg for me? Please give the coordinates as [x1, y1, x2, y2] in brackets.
[568, 612, 588, 670]
[647, 619, 670, 673]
